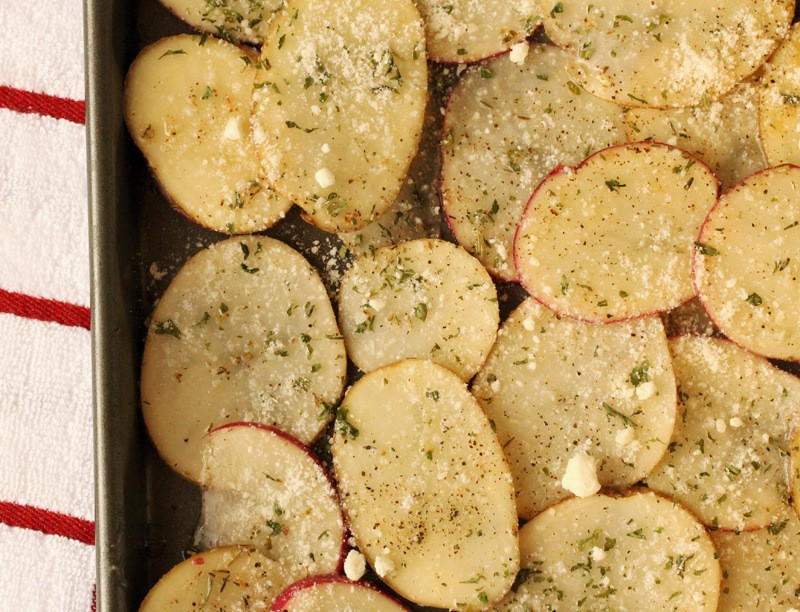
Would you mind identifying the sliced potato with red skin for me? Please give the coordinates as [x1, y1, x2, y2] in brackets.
[646, 336, 800, 531]
[496, 492, 720, 611]
[711, 510, 800, 610]
[141, 236, 346, 482]
[270, 576, 408, 611]
[514, 142, 718, 323]
[472, 298, 676, 519]
[195, 424, 346, 578]
[760, 23, 800, 166]
[694, 165, 800, 361]
[250, 0, 427, 233]
[332, 359, 519, 611]
[125, 35, 292, 235]
[626, 80, 767, 191]
[414, 1, 543, 64]
[338, 239, 498, 380]
[140, 546, 295, 611]
[156, 0, 282, 45]
[545, 0, 792, 109]
[441, 44, 627, 280]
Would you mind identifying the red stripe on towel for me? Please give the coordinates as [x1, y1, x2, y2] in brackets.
[0, 289, 90, 330]
[0, 501, 94, 545]
[0, 86, 85, 124]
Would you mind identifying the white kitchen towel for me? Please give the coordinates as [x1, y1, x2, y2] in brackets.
[0, 0, 95, 609]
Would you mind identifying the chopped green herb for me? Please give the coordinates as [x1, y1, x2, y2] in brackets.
[159, 49, 187, 59]
[605, 179, 626, 192]
[241, 263, 260, 273]
[603, 402, 637, 428]
[630, 361, 650, 386]
[694, 241, 719, 256]
[336, 407, 359, 439]
[154, 319, 181, 339]
[550, 2, 564, 17]
[415, 303, 428, 321]
[201, 85, 214, 99]
[746, 293, 762, 306]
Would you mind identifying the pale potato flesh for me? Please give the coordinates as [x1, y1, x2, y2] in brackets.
[196, 425, 345, 577]
[250, 0, 427, 233]
[273, 577, 408, 611]
[646, 336, 800, 531]
[760, 23, 800, 166]
[694, 165, 800, 361]
[140, 546, 293, 611]
[157, 0, 282, 45]
[338, 239, 499, 380]
[497, 492, 720, 611]
[626, 79, 767, 191]
[515, 143, 718, 322]
[414, 0, 543, 63]
[712, 510, 800, 610]
[472, 298, 676, 518]
[441, 44, 627, 280]
[545, 0, 793, 108]
[332, 360, 519, 610]
[125, 35, 292, 234]
[141, 236, 346, 482]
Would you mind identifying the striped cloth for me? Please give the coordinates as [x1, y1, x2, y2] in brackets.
[0, 0, 95, 610]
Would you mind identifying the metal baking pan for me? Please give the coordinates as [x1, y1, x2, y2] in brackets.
[86, 1, 800, 610]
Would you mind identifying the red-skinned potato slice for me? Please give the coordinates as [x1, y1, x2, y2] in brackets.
[332, 359, 519, 610]
[711, 510, 800, 610]
[760, 23, 800, 166]
[414, 1, 543, 64]
[195, 424, 346, 578]
[496, 492, 720, 611]
[514, 142, 718, 323]
[270, 576, 408, 611]
[472, 298, 676, 518]
[646, 336, 800, 531]
[544, 0, 793, 109]
[141, 236, 346, 482]
[441, 44, 627, 280]
[157, 0, 282, 45]
[140, 546, 294, 611]
[125, 35, 292, 235]
[626, 79, 766, 191]
[250, 0, 427, 233]
[694, 165, 800, 361]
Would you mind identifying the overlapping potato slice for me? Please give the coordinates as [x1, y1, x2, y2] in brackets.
[646, 336, 800, 531]
[760, 23, 800, 165]
[141, 236, 346, 482]
[497, 492, 720, 611]
[694, 165, 800, 361]
[441, 44, 627, 280]
[140, 546, 294, 611]
[414, 1, 543, 63]
[270, 576, 408, 611]
[250, 0, 427, 233]
[195, 424, 345, 577]
[125, 35, 291, 234]
[514, 142, 718, 322]
[338, 239, 498, 380]
[626, 80, 766, 191]
[711, 510, 800, 610]
[544, 0, 793, 108]
[157, 0, 282, 45]
[332, 360, 519, 610]
[472, 298, 676, 518]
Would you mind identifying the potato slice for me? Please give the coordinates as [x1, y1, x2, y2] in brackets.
[140, 546, 294, 611]
[497, 492, 720, 611]
[157, 0, 282, 45]
[195, 424, 346, 578]
[270, 576, 408, 611]
[694, 165, 800, 361]
[472, 298, 676, 518]
[760, 23, 800, 166]
[338, 239, 498, 380]
[441, 44, 627, 280]
[331, 359, 519, 610]
[414, 1, 543, 63]
[514, 142, 718, 322]
[646, 336, 800, 531]
[250, 0, 427, 233]
[544, 0, 792, 108]
[711, 510, 800, 610]
[626, 80, 767, 191]
[141, 236, 346, 482]
[125, 35, 291, 234]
